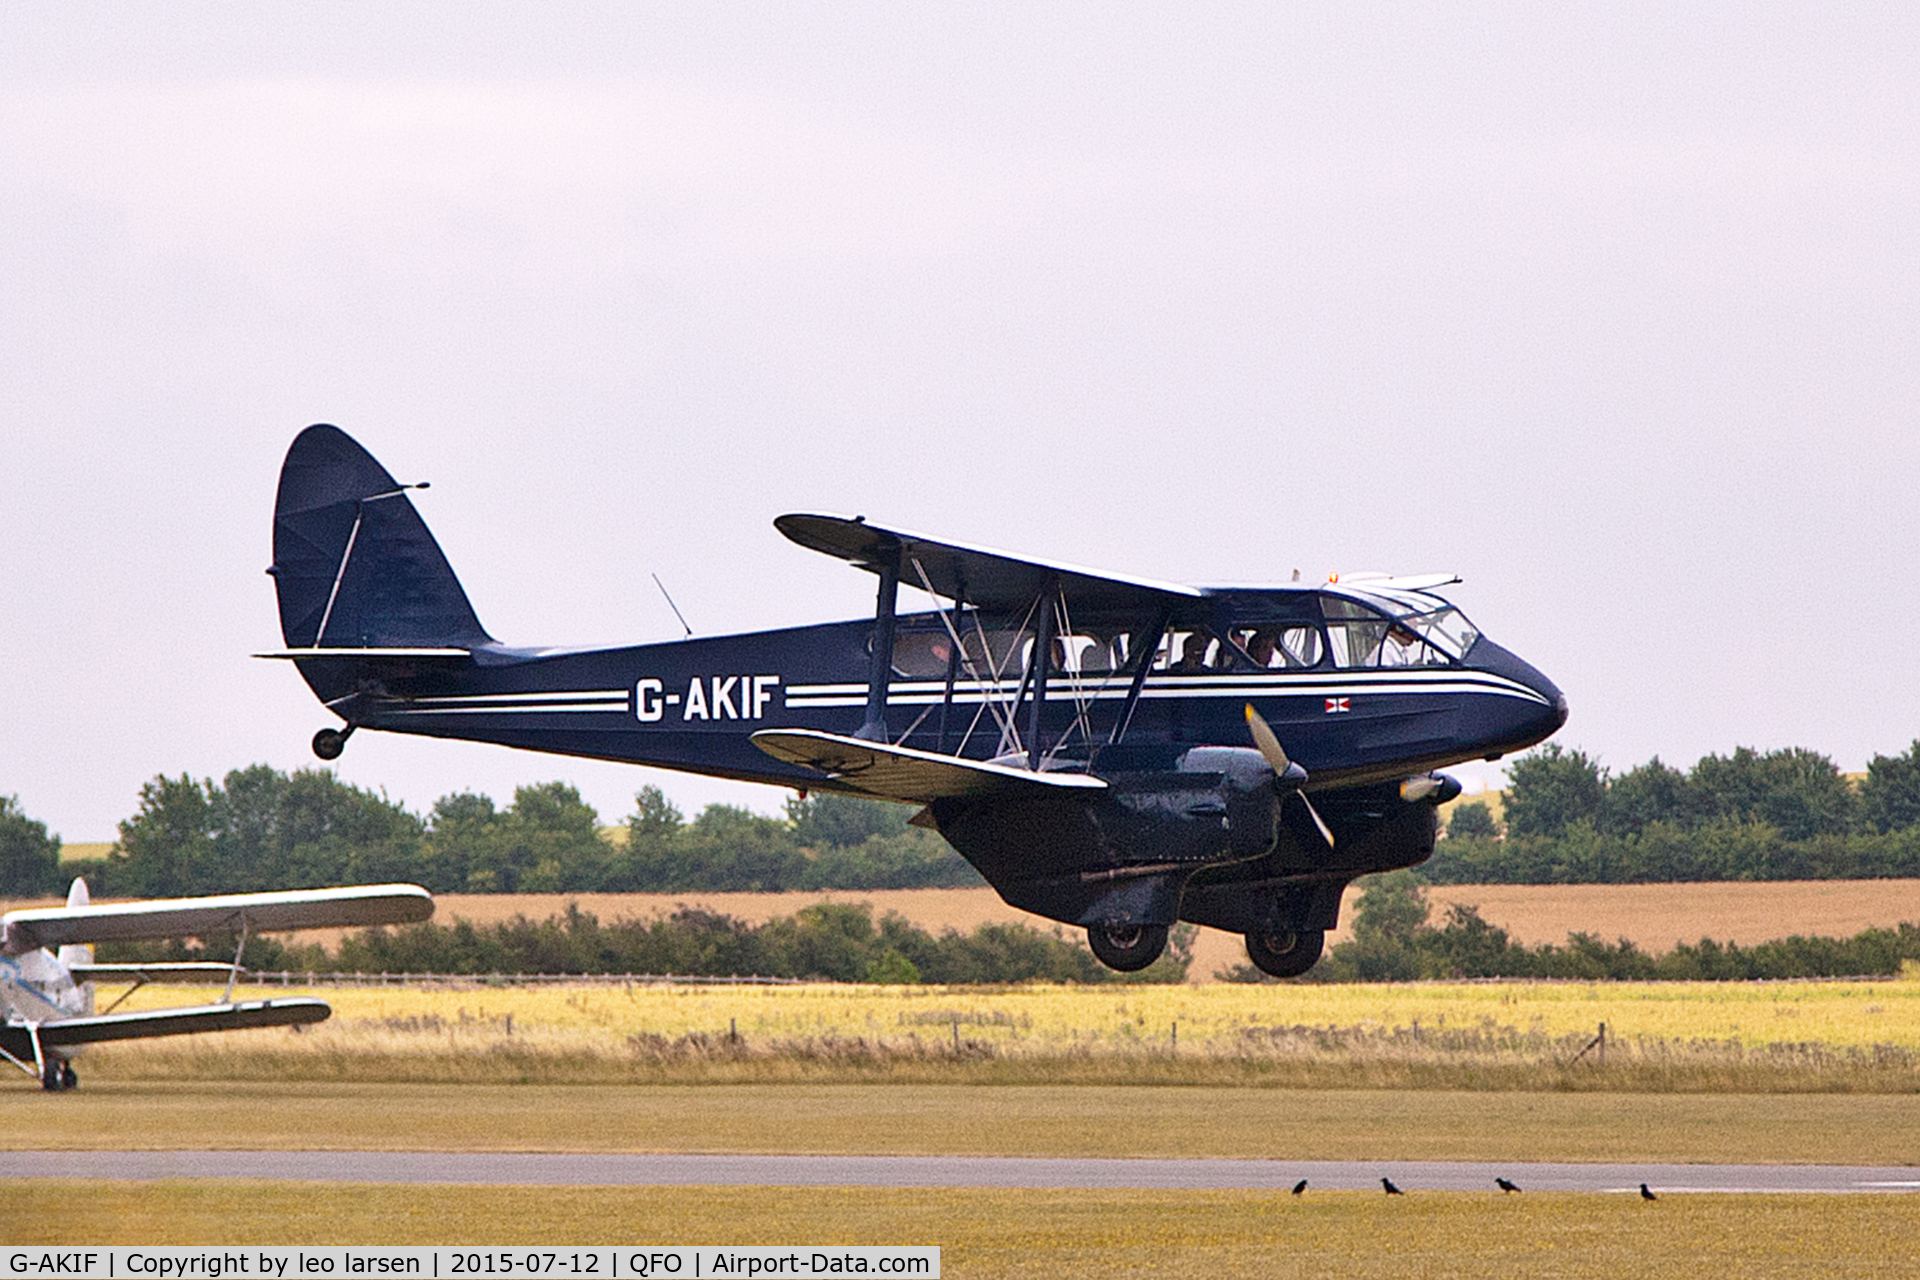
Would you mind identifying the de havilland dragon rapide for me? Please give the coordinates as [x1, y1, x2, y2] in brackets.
[262, 424, 1567, 979]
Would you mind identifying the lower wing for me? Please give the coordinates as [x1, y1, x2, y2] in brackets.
[5, 998, 329, 1054]
[750, 728, 1108, 803]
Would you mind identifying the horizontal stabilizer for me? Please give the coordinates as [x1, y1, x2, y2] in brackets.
[16, 999, 331, 1050]
[1, 884, 433, 955]
[751, 728, 1107, 804]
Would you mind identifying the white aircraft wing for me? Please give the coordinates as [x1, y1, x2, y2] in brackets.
[1, 884, 433, 955]
[4, 998, 330, 1052]
[751, 728, 1108, 804]
[68, 962, 253, 984]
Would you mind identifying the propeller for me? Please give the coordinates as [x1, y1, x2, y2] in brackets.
[1243, 704, 1335, 849]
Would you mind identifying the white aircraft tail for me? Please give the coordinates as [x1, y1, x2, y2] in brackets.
[55, 878, 95, 1013]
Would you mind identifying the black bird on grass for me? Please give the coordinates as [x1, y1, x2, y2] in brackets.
[1291, 1179, 1308, 1195]
[1496, 1177, 1521, 1193]
[1640, 1183, 1659, 1201]
[1382, 1177, 1403, 1194]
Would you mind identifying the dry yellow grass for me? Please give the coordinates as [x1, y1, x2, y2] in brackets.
[9, 1182, 1920, 1278]
[55, 977, 1920, 1091]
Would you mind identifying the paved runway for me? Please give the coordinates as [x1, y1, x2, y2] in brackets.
[17, 1151, 1920, 1193]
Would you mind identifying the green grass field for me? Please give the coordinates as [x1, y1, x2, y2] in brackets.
[17, 978, 1920, 1273]
[9, 1183, 1920, 1277]
[9, 1082, 1920, 1166]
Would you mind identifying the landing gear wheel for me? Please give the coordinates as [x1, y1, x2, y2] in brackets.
[60, 1061, 77, 1090]
[312, 726, 354, 761]
[1245, 928, 1325, 979]
[1087, 922, 1170, 972]
[41, 1058, 71, 1092]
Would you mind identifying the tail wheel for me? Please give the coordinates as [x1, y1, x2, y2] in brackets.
[1245, 928, 1325, 978]
[312, 726, 354, 761]
[1087, 922, 1169, 972]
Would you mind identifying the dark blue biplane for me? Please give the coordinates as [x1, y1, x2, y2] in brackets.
[264, 426, 1566, 976]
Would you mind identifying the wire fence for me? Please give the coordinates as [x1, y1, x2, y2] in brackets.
[240, 970, 807, 988]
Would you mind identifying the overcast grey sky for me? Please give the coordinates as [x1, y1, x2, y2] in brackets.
[3, 4, 1916, 842]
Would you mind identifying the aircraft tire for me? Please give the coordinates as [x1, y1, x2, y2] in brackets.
[312, 728, 348, 760]
[1245, 928, 1325, 979]
[1087, 922, 1169, 972]
[41, 1058, 70, 1092]
[60, 1061, 77, 1090]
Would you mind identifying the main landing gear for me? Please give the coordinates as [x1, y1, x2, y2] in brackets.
[41, 1057, 77, 1092]
[1244, 928, 1325, 979]
[312, 724, 355, 760]
[1087, 922, 1169, 972]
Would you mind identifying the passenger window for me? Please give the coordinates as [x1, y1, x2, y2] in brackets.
[1155, 629, 1223, 674]
[1231, 625, 1324, 669]
[1323, 598, 1388, 669]
[1054, 635, 1117, 675]
[891, 631, 957, 678]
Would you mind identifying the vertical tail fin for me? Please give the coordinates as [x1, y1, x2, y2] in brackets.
[270, 425, 493, 649]
[57, 879, 93, 1011]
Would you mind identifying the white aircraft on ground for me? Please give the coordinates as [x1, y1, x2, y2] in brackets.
[1, 878, 432, 1091]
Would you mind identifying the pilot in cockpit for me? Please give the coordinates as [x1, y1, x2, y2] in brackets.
[1174, 628, 1217, 672]
[1241, 627, 1279, 669]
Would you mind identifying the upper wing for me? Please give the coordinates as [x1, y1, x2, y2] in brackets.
[774, 513, 1204, 612]
[6, 998, 330, 1051]
[751, 728, 1107, 804]
[1, 884, 433, 955]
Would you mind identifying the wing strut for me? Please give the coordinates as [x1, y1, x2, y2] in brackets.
[856, 552, 901, 743]
[220, 913, 251, 1003]
[0, 1022, 40, 1081]
[1108, 607, 1171, 746]
[1025, 578, 1058, 769]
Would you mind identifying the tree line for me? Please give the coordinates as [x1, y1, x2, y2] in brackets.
[10, 737, 1920, 900]
[103, 902, 1195, 986]
[1428, 741, 1920, 884]
[1, 768, 980, 899]
[1224, 871, 1920, 983]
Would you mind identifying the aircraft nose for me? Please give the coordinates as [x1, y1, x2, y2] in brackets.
[1552, 692, 1570, 731]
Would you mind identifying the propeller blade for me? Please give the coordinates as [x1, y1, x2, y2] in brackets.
[1243, 704, 1290, 774]
[1299, 791, 1337, 850]
[1245, 704, 1334, 849]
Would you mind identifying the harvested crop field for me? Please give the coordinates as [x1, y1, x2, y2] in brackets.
[349, 880, 1920, 979]
[11, 880, 1920, 981]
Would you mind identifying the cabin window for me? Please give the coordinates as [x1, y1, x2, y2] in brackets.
[1323, 597, 1472, 667]
[893, 622, 1155, 680]
[1229, 625, 1323, 669]
[891, 631, 958, 678]
[1400, 607, 1479, 661]
[1153, 628, 1229, 673]
[1323, 598, 1390, 669]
